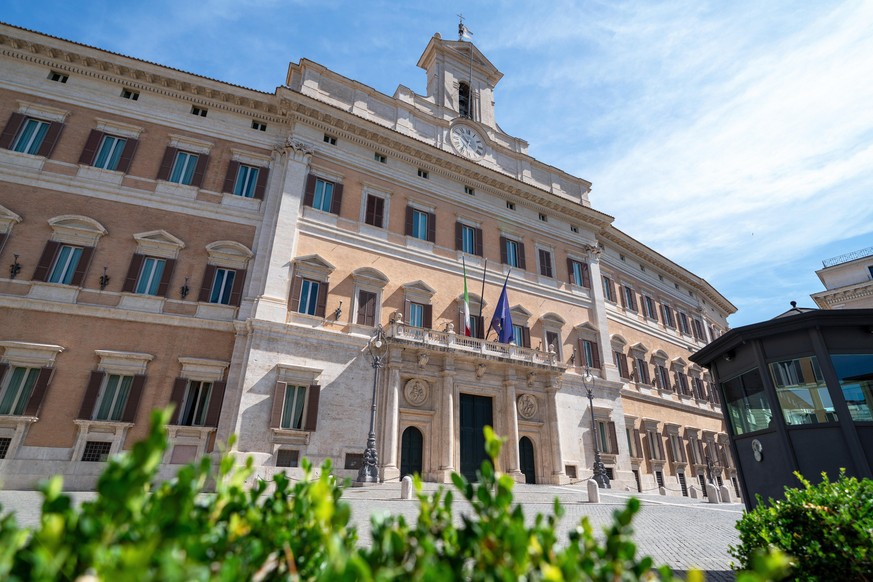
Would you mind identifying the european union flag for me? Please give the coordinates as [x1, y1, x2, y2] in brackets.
[489, 277, 514, 344]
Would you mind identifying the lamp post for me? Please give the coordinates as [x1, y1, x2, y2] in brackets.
[357, 324, 387, 483]
[583, 367, 611, 489]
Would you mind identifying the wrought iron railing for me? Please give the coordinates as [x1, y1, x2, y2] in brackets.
[822, 246, 873, 268]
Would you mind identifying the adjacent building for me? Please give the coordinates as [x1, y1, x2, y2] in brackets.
[0, 22, 738, 497]
[811, 247, 873, 310]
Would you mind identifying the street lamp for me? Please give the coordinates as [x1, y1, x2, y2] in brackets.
[357, 324, 388, 483]
[583, 367, 611, 489]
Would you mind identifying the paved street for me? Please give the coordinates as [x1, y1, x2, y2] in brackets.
[0, 482, 743, 580]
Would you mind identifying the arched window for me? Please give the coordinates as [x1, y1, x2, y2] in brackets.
[459, 82, 471, 118]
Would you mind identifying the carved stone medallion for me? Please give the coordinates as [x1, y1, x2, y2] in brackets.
[404, 378, 429, 406]
[517, 393, 538, 419]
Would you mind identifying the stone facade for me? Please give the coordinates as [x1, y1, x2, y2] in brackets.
[811, 247, 873, 309]
[0, 24, 738, 498]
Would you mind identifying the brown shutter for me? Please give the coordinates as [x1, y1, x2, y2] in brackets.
[633, 429, 643, 458]
[517, 241, 526, 270]
[667, 436, 676, 463]
[0, 232, 7, 257]
[522, 326, 531, 348]
[315, 280, 328, 317]
[330, 182, 344, 215]
[581, 263, 591, 288]
[122, 254, 145, 293]
[663, 367, 672, 391]
[169, 377, 188, 424]
[198, 264, 217, 302]
[538, 249, 549, 276]
[78, 371, 105, 419]
[455, 222, 463, 250]
[591, 341, 601, 369]
[204, 381, 226, 427]
[607, 422, 618, 455]
[619, 286, 627, 308]
[567, 258, 576, 284]
[270, 382, 287, 428]
[0, 363, 7, 386]
[303, 385, 320, 431]
[620, 354, 629, 379]
[657, 433, 665, 460]
[116, 138, 138, 174]
[0, 113, 25, 149]
[33, 240, 61, 282]
[405, 206, 414, 236]
[37, 121, 63, 158]
[303, 174, 316, 207]
[229, 268, 245, 307]
[78, 129, 104, 165]
[638, 361, 649, 384]
[423, 304, 433, 329]
[190, 154, 209, 188]
[474, 227, 483, 256]
[23, 367, 53, 417]
[288, 276, 303, 311]
[426, 211, 436, 243]
[156, 258, 176, 297]
[69, 246, 94, 287]
[156, 147, 177, 181]
[253, 167, 269, 200]
[223, 160, 240, 193]
[473, 315, 484, 339]
[121, 374, 146, 423]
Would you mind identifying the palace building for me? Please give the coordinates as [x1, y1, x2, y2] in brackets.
[0, 22, 739, 497]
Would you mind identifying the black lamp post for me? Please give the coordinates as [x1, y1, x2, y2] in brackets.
[357, 324, 387, 483]
[583, 367, 611, 489]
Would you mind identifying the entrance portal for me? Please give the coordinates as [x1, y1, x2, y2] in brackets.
[400, 426, 423, 478]
[459, 393, 493, 481]
[519, 436, 536, 484]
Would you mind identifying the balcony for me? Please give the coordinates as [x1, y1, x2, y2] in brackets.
[385, 323, 564, 370]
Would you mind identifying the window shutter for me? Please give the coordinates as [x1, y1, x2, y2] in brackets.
[631, 360, 640, 382]
[365, 195, 383, 227]
[303, 174, 316, 207]
[633, 429, 643, 458]
[156, 147, 177, 181]
[288, 276, 303, 312]
[473, 315, 484, 338]
[270, 382, 287, 428]
[78, 129, 104, 165]
[204, 381, 226, 427]
[663, 367, 672, 391]
[122, 254, 145, 293]
[426, 211, 436, 242]
[358, 290, 376, 326]
[455, 222, 463, 251]
[0, 363, 7, 386]
[521, 326, 531, 348]
[314, 280, 328, 317]
[679, 438, 688, 463]
[37, 121, 63, 158]
[330, 182, 344, 215]
[499, 236, 508, 264]
[567, 258, 576, 284]
[303, 385, 320, 431]
[474, 227, 483, 256]
[686, 441, 696, 465]
[223, 160, 240, 193]
[517, 241, 526, 270]
[169, 378, 188, 424]
[607, 422, 618, 455]
[538, 249, 550, 277]
[23, 367, 53, 417]
[78, 371, 105, 419]
[156, 258, 176, 297]
[619, 286, 627, 308]
[120, 374, 146, 423]
[229, 268, 245, 307]
[69, 246, 94, 287]
[638, 361, 649, 384]
[0, 113, 25, 150]
[667, 436, 676, 463]
[591, 341, 601, 368]
[405, 205, 414, 236]
[198, 264, 217, 302]
[0, 232, 7, 257]
[191, 154, 209, 188]
[581, 263, 591, 288]
[253, 167, 269, 200]
[116, 138, 138, 174]
[656, 433, 665, 460]
[32, 240, 61, 282]
[423, 304, 433, 329]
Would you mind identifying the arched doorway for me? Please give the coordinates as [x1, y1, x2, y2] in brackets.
[400, 426, 423, 478]
[519, 436, 536, 484]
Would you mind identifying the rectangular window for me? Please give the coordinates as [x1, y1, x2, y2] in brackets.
[191, 106, 207, 117]
[121, 88, 139, 100]
[461, 224, 476, 254]
[312, 178, 334, 212]
[48, 71, 69, 83]
[831, 354, 873, 422]
[634, 357, 650, 384]
[597, 421, 610, 453]
[512, 324, 525, 347]
[93, 374, 133, 421]
[0, 437, 10, 460]
[545, 331, 560, 356]
[93, 135, 127, 170]
[569, 259, 590, 288]
[613, 351, 629, 379]
[581, 339, 600, 368]
[12, 118, 50, 154]
[364, 194, 385, 228]
[179, 380, 212, 426]
[677, 372, 690, 396]
[409, 302, 425, 327]
[655, 365, 671, 390]
[464, 186, 475, 196]
[769, 356, 835, 425]
[417, 168, 429, 179]
[135, 257, 167, 295]
[233, 165, 260, 198]
[693, 318, 706, 340]
[538, 249, 553, 278]
[505, 239, 519, 268]
[280, 384, 308, 430]
[356, 290, 377, 326]
[722, 369, 771, 435]
[374, 152, 387, 163]
[251, 120, 267, 131]
[169, 151, 199, 185]
[298, 279, 321, 315]
[622, 286, 638, 312]
[678, 312, 691, 334]
[644, 296, 658, 320]
[602, 276, 615, 302]
[0, 366, 40, 415]
[662, 304, 675, 328]
[209, 268, 237, 305]
[47, 244, 83, 285]
[81, 441, 112, 462]
[276, 449, 299, 467]
[411, 209, 429, 241]
[506, 201, 515, 210]
[323, 134, 337, 145]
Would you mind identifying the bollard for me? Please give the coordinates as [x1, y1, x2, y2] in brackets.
[719, 485, 732, 503]
[400, 475, 414, 499]
[587, 479, 600, 503]
[689, 485, 699, 499]
[658, 486, 666, 496]
[706, 483, 720, 503]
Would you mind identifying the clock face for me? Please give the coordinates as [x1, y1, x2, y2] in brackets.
[450, 125, 486, 159]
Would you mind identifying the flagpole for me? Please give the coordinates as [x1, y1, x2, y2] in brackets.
[484, 268, 510, 343]
[477, 259, 487, 321]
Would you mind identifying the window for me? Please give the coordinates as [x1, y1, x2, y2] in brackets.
[538, 249, 553, 277]
[11, 118, 50, 154]
[178, 380, 212, 426]
[304, 175, 342, 214]
[47, 244, 83, 284]
[169, 151, 199, 185]
[356, 289, 377, 326]
[135, 257, 167, 295]
[345, 453, 364, 470]
[613, 351, 629, 379]
[512, 324, 531, 348]
[602, 276, 616, 302]
[570, 225, 579, 233]
[417, 168, 429, 179]
[580, 339, 601, 368]
[456, 223, 483, 256]
[233, 164, 260, 198]
[0, 437, 10, 459]
[365, 194, 385, 228]
[280, 384, 308, 429]
[500, 236, 525, 269]
[831, 354, 873, 422]
[643, 296, 658, 320]
[191, 106, 208, 117]
[374, 152, 387, 163]
[692, 318, 706, 340]
[769, 356, 835, 425]
[655, 365, 671, 390]
[655, 470, 665, 488]
[459, 82, 471, 117]
[297, 279, 321, 316]
[464, 186, 475, 196]
[81, 441, 111, 462]
[91, 135, 127, 170]
[409, 302, 425, 327]
[208, 268, 237, 305]
[506, 201, 515, 210]
[93, 374, 133, 421]
[0, 366, 41, 415]
[646, 429, 664, 461]
[312, 178, 333, 211]
[692, 376, 707, 400]
[722, 369, 772, 435]
[48, 70, 68, 83]
[634, 357, 650, 384]
[678, 312, 691, 335]
[662, 304, 676, 328]
[276, 449, 299, 467]
[406, 207, 435, 242]
[538, 213, 548, 222]
[597, 420, 618, 454]
[568, 259, 590, 288]
[121, 88, 139, 100]
[251, 120, 267, 131]
[412, 209, 428, 240]
[323, 134, 337, 145]
[545, 330, 561, 356]
[621, 286, 638, 312]
[676, 371, 691, 396]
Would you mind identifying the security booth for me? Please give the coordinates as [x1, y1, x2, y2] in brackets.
[690, 307, 873, 509]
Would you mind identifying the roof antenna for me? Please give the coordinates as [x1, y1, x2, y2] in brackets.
[790, 300, 798, 309]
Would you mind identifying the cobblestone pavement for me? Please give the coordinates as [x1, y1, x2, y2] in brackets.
[0, 483, 743, 580]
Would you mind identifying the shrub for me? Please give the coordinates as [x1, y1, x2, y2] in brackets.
[730, 470, 873, 581]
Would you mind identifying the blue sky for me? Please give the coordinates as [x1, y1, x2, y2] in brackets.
[4, 0, 872, 327]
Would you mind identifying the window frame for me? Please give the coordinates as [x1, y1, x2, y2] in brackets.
[11, 118, 51, 154]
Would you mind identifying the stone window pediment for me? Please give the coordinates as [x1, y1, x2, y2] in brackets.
[133, 230, 185, 259]
[510, 304, 532, 323]
[540, 312, 565, 326]
[178, 357, 228, 382]
[610, 334, 628, 350]
[402, 280, 435, 300]
[293, 254, 335, 280]
[205, 240, 253, 270]
[94, 117, 143, 139]
[16, 100, 69, 123]
[629, 342, 648, 356]
[48, 215, 108, 246]
[0, 341, 64, 367]
[95, 350, 154, 375]
[651, 349, 670, 363]
[168, 134, 213, 155]
[0, 204, 22, 234]
[352, 267, 389, 288]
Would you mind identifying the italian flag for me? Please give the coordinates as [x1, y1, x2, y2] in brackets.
[462, 258, 472, 337]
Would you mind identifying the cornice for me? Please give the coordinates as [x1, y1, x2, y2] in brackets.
[619, 388, 724, 420]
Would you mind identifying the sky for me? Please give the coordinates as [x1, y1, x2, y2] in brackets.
[3, 0, 872, 327]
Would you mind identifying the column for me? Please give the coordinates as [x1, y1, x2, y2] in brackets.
[381, 355, 401, 482]
[504, 370, 523, 481]
[584, 244, 619, 382]
[439, 360, 455, 482]
[545, 375, 566, 484]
